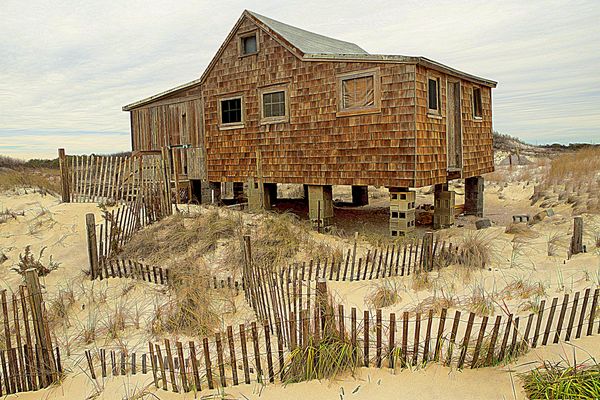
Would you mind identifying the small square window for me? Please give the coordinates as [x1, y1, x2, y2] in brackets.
[241, 34, 257, 55]
[391, 193, 398, 200]
[391, 211, 399, 218]
[400, 193, 406, 200]
[428, 78, 440, 113]
[391, 230, 398, 237]
[400, 212, 406, 219]
[263, 91, 286, 118]
[220, 97, 242, 126]
[473, 88, 483, 119]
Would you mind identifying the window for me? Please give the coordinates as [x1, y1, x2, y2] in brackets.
[239, 32, 258, 56]
[473, 87, 482, 119]
[259, 85, 289, 124]
[263, 91, 285, 118]
[336, 69, 381, 117]
[428, 77, 440, 114]
[219, 96, 243, 128]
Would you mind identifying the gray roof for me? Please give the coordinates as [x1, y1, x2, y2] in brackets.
[248, 11, 368, 55]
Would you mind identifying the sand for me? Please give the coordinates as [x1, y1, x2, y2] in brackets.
[1, 162, 599, 399]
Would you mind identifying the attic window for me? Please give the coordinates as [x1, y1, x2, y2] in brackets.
[336, 68, 381, 117]
[473, 87, 483, 119]
[240, 32, 258, 56]
[428, 77, 441, 114]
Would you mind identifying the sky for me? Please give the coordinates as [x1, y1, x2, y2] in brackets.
[1, 0, 599, 159]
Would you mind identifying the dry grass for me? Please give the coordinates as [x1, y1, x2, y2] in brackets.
[457, 232, 493, 270]
[366, 279, 401, 309]
[0, 168, 60, 194]
[505, 223, 538, 238]
[151, 258, 234, 338]
[120, 209, 238, 266]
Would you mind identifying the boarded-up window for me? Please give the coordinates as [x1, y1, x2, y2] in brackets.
[263, 91, 286, 118]
[341, 76, 374, 110]
[221, 98, 242, 124]
[473, 87, 482, 118]
[428, 78, 440, 112]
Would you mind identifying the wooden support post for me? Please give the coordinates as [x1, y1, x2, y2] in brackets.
[85, 213, 99, 280]
[316, 279, 329, 334]
[570, 216, 584, 256]
[58, 149, 70, 203]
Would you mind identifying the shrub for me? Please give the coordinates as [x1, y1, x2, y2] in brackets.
[520, 361, 600, 400]
[12, 246, 59, 277]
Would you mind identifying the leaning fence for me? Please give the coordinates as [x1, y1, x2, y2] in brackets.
[0, 270, 62, 396]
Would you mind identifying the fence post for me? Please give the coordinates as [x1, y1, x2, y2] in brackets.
[58, 148, 70, 203]
[24, 269, 56, 385]
[86, 213, 99, 280]
[422, 232, 434, 271]
[316, 278, 329, 333]
[570, 216, 584, 256]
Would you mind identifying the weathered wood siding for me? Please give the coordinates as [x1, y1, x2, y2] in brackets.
[201, 17, 417, 188]
[131, 96, 203, 151]
[415, 65, 493, 187]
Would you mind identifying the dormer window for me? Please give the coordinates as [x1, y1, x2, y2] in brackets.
[239, 31, 258, 56]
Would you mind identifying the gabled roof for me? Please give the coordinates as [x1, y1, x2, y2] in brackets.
[247, 11, 367, 56]
[123, 10, 497, 111]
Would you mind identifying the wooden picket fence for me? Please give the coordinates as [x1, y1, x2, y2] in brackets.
[240, 233, 460, 339]
[97, 258, 244, 292]
[0, 271, 62, 396]
[58, 149, 171, 208]
[83, 286, 600, 393]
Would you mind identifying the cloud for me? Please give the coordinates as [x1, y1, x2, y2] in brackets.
[1, 0, 599, 159]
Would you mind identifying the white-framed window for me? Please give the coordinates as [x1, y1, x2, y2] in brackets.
[336, 68, 381, 117]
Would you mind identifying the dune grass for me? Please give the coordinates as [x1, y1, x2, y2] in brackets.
[520, 360, 600, 400]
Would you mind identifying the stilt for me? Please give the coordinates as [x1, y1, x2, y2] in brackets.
[389, 187, 415, 237]
[307, 185, 333, 228]
[209, 182, 222, 204]
[464, 176, 484, 217]
[433, 183, 455, 229]
[351, 186, 369, 206]
[247, 179, 275, 211]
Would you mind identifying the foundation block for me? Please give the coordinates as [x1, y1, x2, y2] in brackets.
[307, 185, 333, 228]
[247, 179, 275, 211]
[389, 188, 416, 236]
[464, 176, 484, 217]
[434, 184, 455, 229]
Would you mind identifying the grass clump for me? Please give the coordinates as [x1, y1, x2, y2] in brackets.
[366, 279, 401, 308]
[281, 334, 359, 384]
[520, 361, 600, 400]
[152, 259, 232, 338]
[457, 232, 493, 269]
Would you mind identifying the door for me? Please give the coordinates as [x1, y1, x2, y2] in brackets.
[446, 81, 462, 169]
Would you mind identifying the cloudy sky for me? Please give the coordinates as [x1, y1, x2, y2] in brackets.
[1, 0, 599, 159]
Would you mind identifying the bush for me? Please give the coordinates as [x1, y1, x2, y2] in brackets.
[12, 246, 60, 277]
[520, 361, 600, 400]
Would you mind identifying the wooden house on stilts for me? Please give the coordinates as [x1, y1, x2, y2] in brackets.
[123, 10, 496, 235]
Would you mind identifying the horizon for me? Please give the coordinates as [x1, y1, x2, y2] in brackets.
[1, 0, 599, 159]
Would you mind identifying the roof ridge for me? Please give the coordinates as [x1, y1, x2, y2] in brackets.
[246, 10, 368, 55]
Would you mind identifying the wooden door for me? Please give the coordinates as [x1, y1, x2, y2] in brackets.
[446, 81, 462, 169]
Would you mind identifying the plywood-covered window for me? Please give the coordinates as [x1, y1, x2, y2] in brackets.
[239, 31, 259, 56]
[428, 77, 441, 114]
[259, 84, 289, 124]
[219, 95, 244, 129]
[473, 87, 483, 119]
[336, 68, 381, 117]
